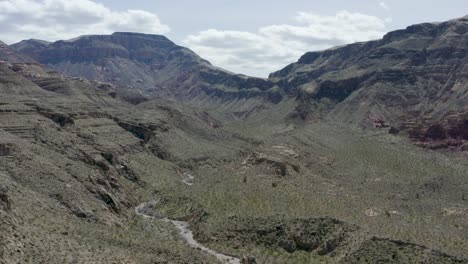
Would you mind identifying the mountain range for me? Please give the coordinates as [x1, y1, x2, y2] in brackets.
[0, 15, 467, 264]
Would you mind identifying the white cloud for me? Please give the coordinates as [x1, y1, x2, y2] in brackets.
[0, 0, 170, 44]
[379, 2, 390, 11]
[185, 10, 388, 77]
[0, 2, 389, 78]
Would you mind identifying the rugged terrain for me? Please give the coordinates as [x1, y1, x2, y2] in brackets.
[12, 33, 280, 107]
[269, 16, 468, 149]
[0, 15, 467, 264]
[13, 17, 468, 148]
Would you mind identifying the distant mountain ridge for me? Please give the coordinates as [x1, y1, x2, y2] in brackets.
[12, 32, 279, 105]
[0, 40, 35, 63]
[10, 16, 468, 144]
[269, 15, 467, 140]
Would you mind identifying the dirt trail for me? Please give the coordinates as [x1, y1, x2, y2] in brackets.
[135, 200, 240, 264]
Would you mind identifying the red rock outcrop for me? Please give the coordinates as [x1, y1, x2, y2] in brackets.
[404, 109, 468, 151]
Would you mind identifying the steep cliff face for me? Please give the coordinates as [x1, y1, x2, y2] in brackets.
[270, 16, 468, 128]
[11, 17, 468, 117]
[9, 17, 468, 142]
[12, 32, 277, 104]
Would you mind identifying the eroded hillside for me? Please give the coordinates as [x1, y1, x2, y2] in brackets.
[1, 15, 468, 264]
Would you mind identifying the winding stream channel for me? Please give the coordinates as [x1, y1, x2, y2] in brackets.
[135, 200, 241, 264]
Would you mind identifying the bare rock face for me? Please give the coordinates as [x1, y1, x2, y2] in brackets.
[241, 256, 257, 264]
[369, 113, 388, 129]
[447, 110, 468, 140]
[425, 124, 447, 140]
[402, 109, 468, 150]
[11, 33, 278, 104]
[0, 143, 15, 156]
[0, 186, 11, 211]
[195, 111, 223, 129]
[409, 123, 448, 141]
[270, 16, 468, 130]
[462, 142, 468, 151]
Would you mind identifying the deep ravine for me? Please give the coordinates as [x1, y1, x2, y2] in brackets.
[135, 200, 241, 264]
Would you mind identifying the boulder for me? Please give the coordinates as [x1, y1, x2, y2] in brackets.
[462, 142, 468, 152]
[241, 256, 257, 264]
[388, 127, 400, 135]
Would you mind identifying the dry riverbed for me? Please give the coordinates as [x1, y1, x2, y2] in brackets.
[135, 200, 241, 264]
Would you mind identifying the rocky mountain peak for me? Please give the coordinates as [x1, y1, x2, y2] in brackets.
[0, 41, 35, 63]
[11, 33, 277, 105]
[13, 32, 195, 64]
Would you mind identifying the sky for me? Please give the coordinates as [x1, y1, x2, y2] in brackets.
[0, 1, 466, 77]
